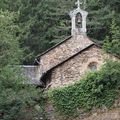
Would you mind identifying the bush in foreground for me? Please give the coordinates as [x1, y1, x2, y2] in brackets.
[50, 61, 120, 118]
[0, 67, 47, 120]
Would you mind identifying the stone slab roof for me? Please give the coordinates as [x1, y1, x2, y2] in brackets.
[21, 66, 41, 85]
[35, 35, 94, 73]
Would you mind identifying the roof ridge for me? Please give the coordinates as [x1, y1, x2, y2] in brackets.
[36, 36, 72, 58]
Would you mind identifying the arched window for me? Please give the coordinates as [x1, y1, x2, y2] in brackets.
[88, 62, 97, 71]
[75, 13, 82, 28]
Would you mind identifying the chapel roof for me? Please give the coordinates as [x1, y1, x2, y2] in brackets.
[35, 35, 94, 71]
[36, 36, 72, 59]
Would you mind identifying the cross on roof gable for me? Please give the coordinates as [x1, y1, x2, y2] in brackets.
[75, 0, 82, 9]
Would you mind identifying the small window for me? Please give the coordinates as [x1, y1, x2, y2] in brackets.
[88, 62, 97, 71]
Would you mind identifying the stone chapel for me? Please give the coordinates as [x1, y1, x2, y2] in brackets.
[23, 0, 117, 88]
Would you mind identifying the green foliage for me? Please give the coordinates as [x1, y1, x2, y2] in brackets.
[1, 0, 119, 64]
[50, 61, 120, 118]
[0, 67, 47, 120]
[0, 1, 119, 120]
[0, 10, 47, 120]
[0, 10, 23, 68]
[103, 20, 120, 56]
[18, 0, 71, 64]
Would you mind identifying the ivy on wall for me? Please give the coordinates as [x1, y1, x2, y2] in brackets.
[49, 61, 120, 118]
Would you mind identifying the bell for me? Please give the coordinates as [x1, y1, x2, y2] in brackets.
[77, 18, 81, 23]
[77, 14, 81, 23]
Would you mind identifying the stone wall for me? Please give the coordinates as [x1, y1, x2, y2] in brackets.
[45, 100, 120, 120]
[38, 35, 93, 73]
[50, 45, 113, 88]
[49, 108, 120, 120]
[82, 109, 120, 120]
[45, 97, 120, 120]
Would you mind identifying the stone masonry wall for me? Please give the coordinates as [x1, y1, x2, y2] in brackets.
[46, 102, 120, 120]
[38, 35, 93, 74]
[50, 45, 113, 88]
[46, 97, 120, 120]
[82, 108, 120, 120]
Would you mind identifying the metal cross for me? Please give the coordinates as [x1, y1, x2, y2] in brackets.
[75, 0, 82, 9]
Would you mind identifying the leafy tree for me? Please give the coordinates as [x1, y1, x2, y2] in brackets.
[0, 0, 22, 12]
[18, 0, 120, 64]
[103, 20, 120, 56]
[18, 0, 72, 64]
[0, 67, 47, 120]
[0, 10, 23, 68]
[0, 10, 47, 120]
[1, 0, 120, 64]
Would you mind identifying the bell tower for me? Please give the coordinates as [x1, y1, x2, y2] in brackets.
[69, 0, 88, 36]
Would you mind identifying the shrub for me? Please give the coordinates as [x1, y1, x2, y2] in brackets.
[0, 66, 47, 120]
[50, 61, 120, 118]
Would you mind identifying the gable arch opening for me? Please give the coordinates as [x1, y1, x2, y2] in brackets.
[75, 12, 82, 28]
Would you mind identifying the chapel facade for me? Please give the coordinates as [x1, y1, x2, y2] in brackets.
[33, 0, 117, 89]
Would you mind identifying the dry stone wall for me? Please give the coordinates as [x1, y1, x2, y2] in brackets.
[45, 101, 120, 120]
[50, 46, 106, 88]
[82, 109, 120, 120]
[50, 45, 118, 89]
